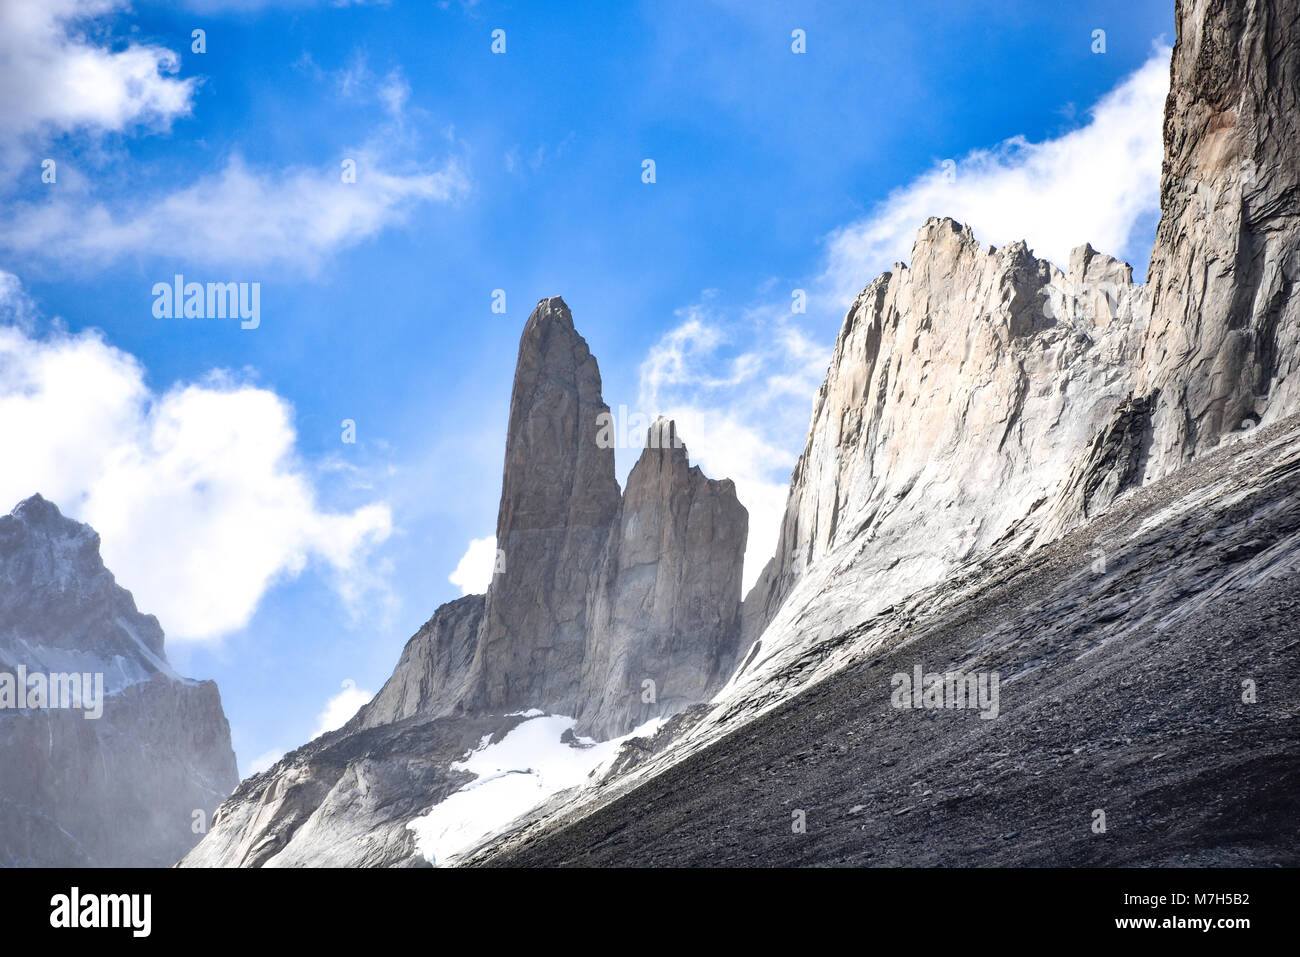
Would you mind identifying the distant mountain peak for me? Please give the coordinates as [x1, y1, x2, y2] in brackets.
[0, 494, 238, 867]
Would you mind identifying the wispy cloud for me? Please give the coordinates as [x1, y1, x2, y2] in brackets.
[1, 150, 468, 274]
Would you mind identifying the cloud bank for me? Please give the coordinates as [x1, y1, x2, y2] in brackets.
[0, 272, 392, 641]
[823, 47, 1171, 303]
[0, 0, 196, 171]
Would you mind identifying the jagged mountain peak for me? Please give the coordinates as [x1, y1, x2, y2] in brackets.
[184, 300, 750, 865]
[0, 493, 168, 666]
[525, 294, 574, 327]
[0, 495, 238, 867]
[7, 492, 98, 556]
[741, 213, 1148, 648]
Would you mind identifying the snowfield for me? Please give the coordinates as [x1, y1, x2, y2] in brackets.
[408, 712, 665, 865]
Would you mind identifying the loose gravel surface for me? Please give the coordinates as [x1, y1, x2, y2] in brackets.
[476, 422, 1300, 866]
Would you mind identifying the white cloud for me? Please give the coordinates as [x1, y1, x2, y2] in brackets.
[449, 535, 496, 596]
[0, 0, 196, 171]
[312, 678, 372, 738]
[0, 272, 393, 641]
[1, 151, 468, 274]
[822, 46, 1171, 303]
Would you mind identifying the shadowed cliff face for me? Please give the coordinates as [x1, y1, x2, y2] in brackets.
[465, 297, 622, 716]
[1136, 0, 1300, 473]
[0, 495, 238, 867]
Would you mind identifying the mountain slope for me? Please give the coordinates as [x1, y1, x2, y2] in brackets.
[0, 494, 238, 867]
[464, 412, 1300, 866]
[184, 300, 748, 867]
[459, 0, 1300, 867]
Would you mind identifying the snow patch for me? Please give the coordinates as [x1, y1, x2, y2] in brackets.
[407, 713, 665, 866]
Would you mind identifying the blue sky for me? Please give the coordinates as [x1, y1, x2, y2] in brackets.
[0, 0, 1173, 774]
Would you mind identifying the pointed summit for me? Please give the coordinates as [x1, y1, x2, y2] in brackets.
[464, 296, 622, 714]
[0, 494, 238, 866]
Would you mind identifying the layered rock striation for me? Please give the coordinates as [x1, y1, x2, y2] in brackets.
[1135, 0, 1300, 475]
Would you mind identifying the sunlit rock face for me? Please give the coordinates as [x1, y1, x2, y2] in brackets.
[741, 220, 1146, 652]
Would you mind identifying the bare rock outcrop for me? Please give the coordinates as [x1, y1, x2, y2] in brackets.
[0, 494, 238, 867]
[351, 594, 485, 730]
[464, 297, 622, 716]
[576, 418, 748, 739]
[741, 221, 1146, 647]
[1134, 0, 1300, 474]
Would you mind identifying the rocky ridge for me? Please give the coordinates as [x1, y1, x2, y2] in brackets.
[190, 0, 1299, 868]
[0, 494, 238, 867]
[184, 298, 748, 866]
